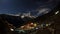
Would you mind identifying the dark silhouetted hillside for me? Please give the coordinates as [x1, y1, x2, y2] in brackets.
[0, 14, 24, 27]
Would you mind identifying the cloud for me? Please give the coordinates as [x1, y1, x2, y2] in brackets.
[36, 8, 51, 16]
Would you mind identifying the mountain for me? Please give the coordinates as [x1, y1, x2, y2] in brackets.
[35, 3, 60, 24]
[0, 14, 25, 27]
[0, 14, 35, 28]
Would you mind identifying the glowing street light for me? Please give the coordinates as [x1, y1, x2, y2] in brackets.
[55, 11, 59, 15]
[21, 15, 25, 18]
[46, 24, 49, 26]
[10, 28, 14, 31]
[34, 23, 37, 27]
[30, 23, 34, 25]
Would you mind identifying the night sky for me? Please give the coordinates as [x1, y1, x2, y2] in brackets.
[0, 0, 60, 16]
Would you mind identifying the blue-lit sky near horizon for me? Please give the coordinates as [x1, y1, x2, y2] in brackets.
[0, 0, 60, 16]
